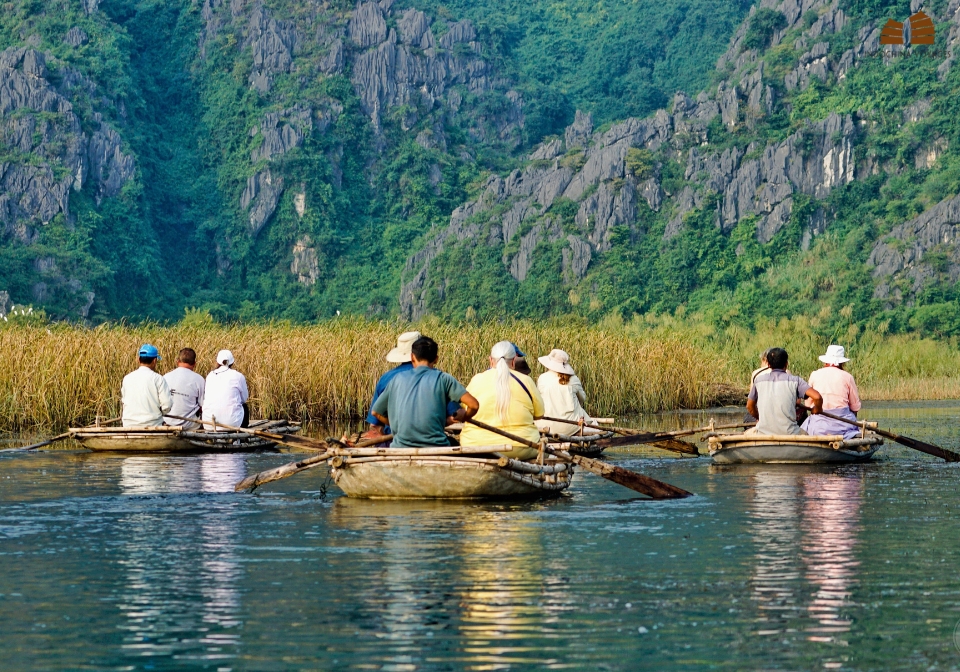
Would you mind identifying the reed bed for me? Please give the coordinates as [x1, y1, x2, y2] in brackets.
[1, 316, 957, 431]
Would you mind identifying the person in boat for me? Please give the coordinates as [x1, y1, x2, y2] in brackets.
[535, 348, 600, 436]
[369, 336, 479, 447]
[202, 349, 249, 429]
[800, 345, 862, 439]
[746, 347, 823, 436]
[510, 342, 532, 376]
[121, 344, 173, 428]
[163, 348, 205, 430]
[745, 349, 773, 422]
[459, 341, 545, 460]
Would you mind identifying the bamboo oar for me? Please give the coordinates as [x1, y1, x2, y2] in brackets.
[464, 418, 692, 499]
[1, 417, 122, 453]
[538, 416, 699, 455]
[165, 414, 332, 453]
[819, 411, 960, 462]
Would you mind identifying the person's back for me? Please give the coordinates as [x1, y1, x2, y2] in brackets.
[121, 344, 173, 428]
[370, 336, 477, 447]
[535, 350, 593, 435]
[202, 349, 249, 428]
[808, 366, 860, 411]
[459, 342, 544, 460]
[747, 348, 821, 436]
[164, 348, 205, 429]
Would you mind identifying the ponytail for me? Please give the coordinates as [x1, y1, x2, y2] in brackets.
[490, 341, 517, 423]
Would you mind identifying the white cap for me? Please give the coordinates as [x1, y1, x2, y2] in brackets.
[818, 344, 850, 365]
[217, 349, 235, 366]
[386, 331, 421, 363]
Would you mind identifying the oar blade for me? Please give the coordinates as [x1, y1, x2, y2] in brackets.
[571, 453, 692, 499]
[649, 438, 700, 456]
[595, 433, 699, 455]
[235, 452, 331, 492]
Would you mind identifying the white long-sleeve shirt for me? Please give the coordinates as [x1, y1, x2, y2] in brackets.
[202, 366, 249, 428]
[163, 366, 206, 429]
[535, 371, 594, 435]
[121, 366, 173, 427]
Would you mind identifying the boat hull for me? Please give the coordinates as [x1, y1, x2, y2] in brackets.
[69, 421, 299, 453]
[709, 434, 882, 464]
[332, 456, 572, 499]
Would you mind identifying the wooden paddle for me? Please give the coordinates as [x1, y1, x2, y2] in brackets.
[819, 411, 960, 462]
[464, 418, 692, 499]
[538, 416, 700, 455]
[1, 416, 122, 453]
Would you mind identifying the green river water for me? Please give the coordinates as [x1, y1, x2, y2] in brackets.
[2, 401, 960, 670]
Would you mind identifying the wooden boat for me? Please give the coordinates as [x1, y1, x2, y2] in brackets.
[708, 432, 883, 464]
[69, 419, 300, 453]
[330, 451, 574, 499]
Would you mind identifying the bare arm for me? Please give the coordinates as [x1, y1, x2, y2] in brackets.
[805, 388, 823, 414]
[746, 398, 759, 420]
[372, 410, 389, 426]
[449, 392, 479, 424]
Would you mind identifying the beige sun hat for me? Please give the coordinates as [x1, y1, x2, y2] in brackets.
[538, 348, 575, 375]
[385, 331, 422, 363]
[818, 344, 850, 365]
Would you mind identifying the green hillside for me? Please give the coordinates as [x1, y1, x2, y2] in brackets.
[1, 0, 959, 341]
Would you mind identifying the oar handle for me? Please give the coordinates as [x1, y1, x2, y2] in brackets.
[464, 418, 541, 449]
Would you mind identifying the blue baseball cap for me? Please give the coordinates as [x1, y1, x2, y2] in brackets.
[509, 342, 526, 358]
[138, 344, 161, 360]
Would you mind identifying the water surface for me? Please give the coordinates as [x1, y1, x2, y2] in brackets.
[3, 402, 960, 670]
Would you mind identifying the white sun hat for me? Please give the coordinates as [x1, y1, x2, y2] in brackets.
[216, 349, 235, 366]
[538, 348, 576, 375]
[386, 331, 422, 363]
[818, 344, 850, 365]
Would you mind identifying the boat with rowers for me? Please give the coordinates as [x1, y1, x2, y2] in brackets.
[69, 419, 301, 453]
[707, 431, 883, 464]
[327, 444, 574, 499]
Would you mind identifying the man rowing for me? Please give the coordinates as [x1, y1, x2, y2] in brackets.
[459, 341, 545, 460]
[746, 347, 822, 436]
[121, 344, 173, 428]
[370, 336, 478, 447]
[202, 349, 249, 429]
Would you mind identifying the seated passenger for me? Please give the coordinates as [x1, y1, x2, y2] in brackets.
[801, 345, 862, 439]
[746, 347, 822, 436]
[163, 348, 205, 430]
[121, 344, 173, 428]
[362, 331, 420, 441]
[535, 349, 599, 436]
[458, 341, 545, 460]
[370, 336, 478, 447]
[202, 349, 249, 429]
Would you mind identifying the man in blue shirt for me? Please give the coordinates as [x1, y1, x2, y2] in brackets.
[370, 336, 479, 447]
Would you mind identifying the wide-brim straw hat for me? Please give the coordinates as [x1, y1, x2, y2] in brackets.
[386, 331, 421, 363]
[538, 348, 575, 375]
[818, 344, 850, 365]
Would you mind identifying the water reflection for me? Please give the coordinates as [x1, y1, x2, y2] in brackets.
[115, 454, 245, 663]
[747, 467, 863, 644]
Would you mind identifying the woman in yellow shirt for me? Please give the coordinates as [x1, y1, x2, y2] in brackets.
[458, 341, 545, 460]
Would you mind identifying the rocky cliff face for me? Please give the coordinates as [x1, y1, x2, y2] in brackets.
[198, 0, 523, 269]
[0, 45, 134, 316]
[399, 0, 875, 319]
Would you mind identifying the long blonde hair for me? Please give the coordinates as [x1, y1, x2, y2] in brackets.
[490, 341, 517, 423]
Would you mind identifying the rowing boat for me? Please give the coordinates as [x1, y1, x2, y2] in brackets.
[708, 432, 883, 464]
[330, 452, 574, 499]
[69, 419, 300, 453]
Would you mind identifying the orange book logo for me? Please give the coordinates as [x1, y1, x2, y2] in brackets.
[879, 12, 935, 46]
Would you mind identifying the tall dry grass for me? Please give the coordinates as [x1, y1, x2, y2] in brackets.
[1, 316, 958, 431]
[0, 319, 725, 430]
